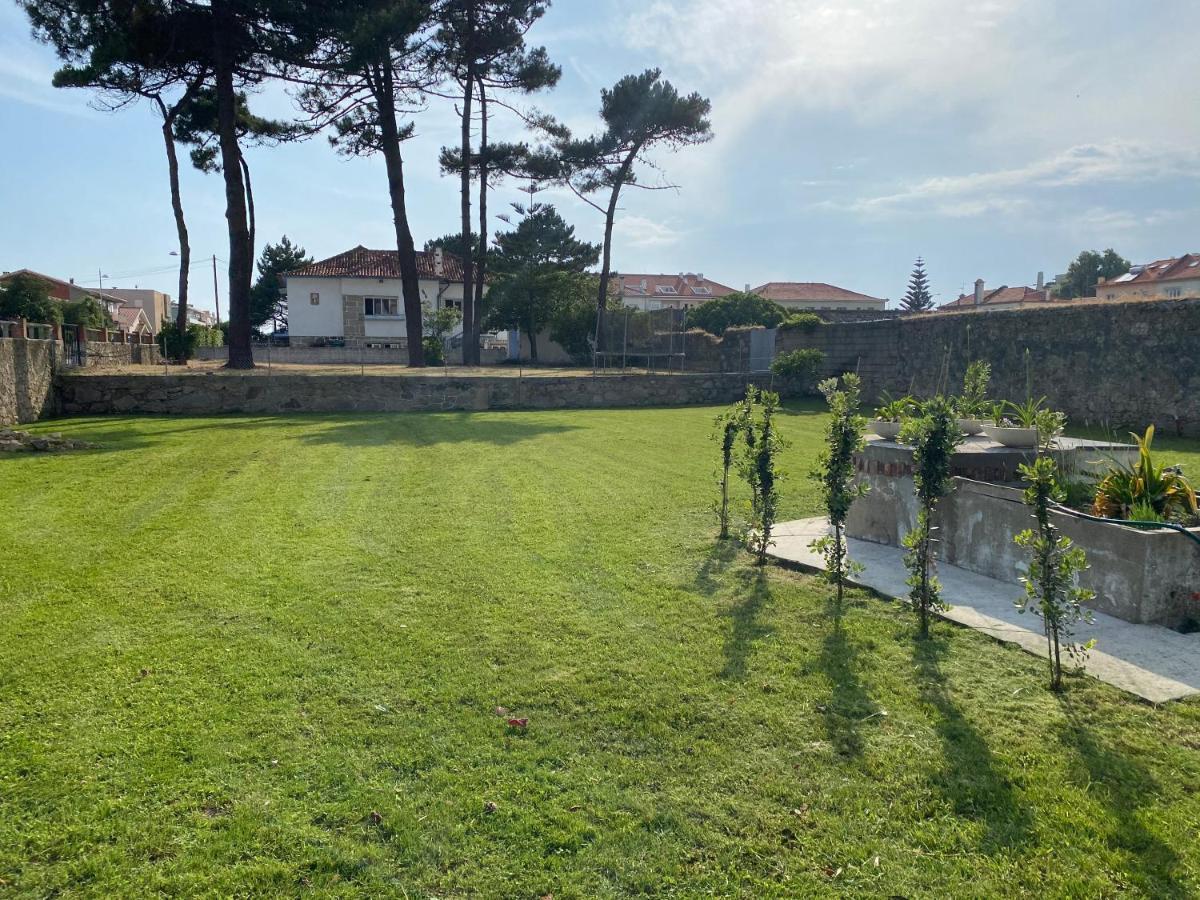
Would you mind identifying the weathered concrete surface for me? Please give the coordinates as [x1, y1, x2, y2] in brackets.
[771, 517, 1200, 703]
[57, 371, 776, 416]
[779, 296, 1200, 436]
[0, 338, 56, 424]
[842, 435, 1199, 627]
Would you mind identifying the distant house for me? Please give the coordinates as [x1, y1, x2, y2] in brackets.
[114, 306, 153, 337]
[750, 282, 887, 311]
[1097, 254, 1200, 302]
[169, 302, 217, 328]
[285, 245, 472, 348]
[618, 273, 737, 311]
[938, 276, 1053, 312]
[0, 268, 124, 319]
[103, 288, 172, 332]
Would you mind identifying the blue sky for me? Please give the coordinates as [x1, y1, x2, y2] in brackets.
[2, 0, 1198, 315]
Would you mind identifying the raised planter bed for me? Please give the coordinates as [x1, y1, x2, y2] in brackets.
[844, 435, 1200, 629]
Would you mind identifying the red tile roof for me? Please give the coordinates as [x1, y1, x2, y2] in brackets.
[939, 285, 1053, 310]
[619, 273, 737, 299]
[1104, 254, 1200, 286]
[288, 246, 467, 282]
[751, 282, 884, 304]
[115, 306, 148, 330]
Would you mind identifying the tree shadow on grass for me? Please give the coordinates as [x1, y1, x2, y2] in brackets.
[1058, 698, 1188, 898]
[912, 636, 1033, 852]
[693, 539, 740, 597]
[718, 568, 774, 680]
[816, 594, 879, 758]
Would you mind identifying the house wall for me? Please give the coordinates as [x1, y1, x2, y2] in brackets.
[287, 276, 471, 346]
[775, 298, 887, 311]
[778, 296, 1200, 436]
[1099, 277, 1200, 302]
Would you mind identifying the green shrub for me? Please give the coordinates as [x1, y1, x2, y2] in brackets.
[62, 297, 113, 330]
[0, 272, 62, 324]
[685, 291, 787, 335]
[779, 312, 823, 331]
[159, 321, 223, 359]
[770, 348, 824, 393]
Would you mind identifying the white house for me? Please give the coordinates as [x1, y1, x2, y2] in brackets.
[286, 245, 472, 347]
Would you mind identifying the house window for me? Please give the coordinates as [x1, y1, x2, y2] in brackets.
[443, 298, 463, 311]
[690, 286, 711, 296]
[364, 296, 399, 317]
[1167, 287, 1183, 298]
[655, 285, 678, 295]
[310, 292, 320, 305]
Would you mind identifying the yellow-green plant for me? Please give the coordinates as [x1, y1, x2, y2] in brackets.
[1092, 425, 1198, 522]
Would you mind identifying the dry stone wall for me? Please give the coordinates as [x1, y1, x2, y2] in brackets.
[58, 372, 776, 416]
[779, 298, 1200, 436]
[0, 338, 56, 424]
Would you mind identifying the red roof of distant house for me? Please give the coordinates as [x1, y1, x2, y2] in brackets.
[751, 282, 884, 304]
[288, 246, 467, 282]
[0, 268, 124, 304]
[115, 306, 149, 330]
[619, 273, 737, 299]
[1104, 254, 1200, 286]
[938, 285, 1053, 310]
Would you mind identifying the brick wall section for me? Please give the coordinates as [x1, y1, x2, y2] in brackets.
[58, 372, 777, 416]
[0, 338, 57, 424]
[778, 298, 1200, 436]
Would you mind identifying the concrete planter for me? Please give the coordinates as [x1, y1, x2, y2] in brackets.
[868, 420, 903, 440]
[941, 479, 1200, 628]
[957, 418, 985, 435]
[982, 424, 1038, 447]
[844, 436, 1192, 627]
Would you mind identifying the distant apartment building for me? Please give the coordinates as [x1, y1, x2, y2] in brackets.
[169, 302, 217, 328]
[0, 268, 124, 318]
[938, 274, 1054, 312]
[750, 282, 886, 311]
[103, 288, 171, 332]
[1097, 254, 1200, 301]
[617, 273, 737, 311]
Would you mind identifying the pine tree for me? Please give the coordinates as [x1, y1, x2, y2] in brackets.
[901, 257, 934, 312]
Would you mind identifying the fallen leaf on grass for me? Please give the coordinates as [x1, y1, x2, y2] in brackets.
[507, 718, 529, 729]
[494, 706, 509, 716]
[367, 811, 383, 826]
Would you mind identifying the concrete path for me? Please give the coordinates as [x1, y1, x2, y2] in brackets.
[770, 517, 1200, 704]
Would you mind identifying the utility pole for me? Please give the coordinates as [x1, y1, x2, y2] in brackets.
[212, 254, 221, 327]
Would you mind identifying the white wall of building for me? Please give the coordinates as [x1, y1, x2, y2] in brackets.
[287, 275, 476, 341]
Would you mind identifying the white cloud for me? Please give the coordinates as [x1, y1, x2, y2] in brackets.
[616, 214, 682, 248]
[822, 141, 1200, 218]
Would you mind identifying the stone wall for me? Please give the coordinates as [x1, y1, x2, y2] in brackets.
[85, 341, 161, 368]
[58, 372, 775, 416]
[779, 298, 1200, 435]
[0, 338, 57, 424]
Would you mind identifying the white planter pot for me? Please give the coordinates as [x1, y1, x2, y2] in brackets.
[869, 420, 902, 440]
[982, 424, 1038, 448]
[958, 418, 985, 435]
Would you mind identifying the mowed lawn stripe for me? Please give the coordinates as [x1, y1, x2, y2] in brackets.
[0, 407, 1196, 897]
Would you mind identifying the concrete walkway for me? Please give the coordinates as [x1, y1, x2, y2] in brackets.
[770, 517, 1200, 704]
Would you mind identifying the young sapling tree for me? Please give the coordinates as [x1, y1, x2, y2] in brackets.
[738, 387, 786, 565]
[810, 375, 869, 604]
[712, 392, 752, 540]
[1015, 455, 1096, 691]
[899, 396, 964, 637]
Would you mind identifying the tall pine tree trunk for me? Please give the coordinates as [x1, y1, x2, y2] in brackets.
[240, 153, 255, 269]
[377, 64, 425, 366]
[474, 76, 487, 354]
[212, 0, 254, 369]
[158, 101, 190, 348]
[459, 65, 476, 366]
[594, 145, 640, 352]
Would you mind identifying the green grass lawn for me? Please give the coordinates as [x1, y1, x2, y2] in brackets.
[2, 404, 1199, 897]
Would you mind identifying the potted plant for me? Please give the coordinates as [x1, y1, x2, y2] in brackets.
[954, 361, 991, 436]
[982, 397, 1064, 449]
[869, 393, 916, 440]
